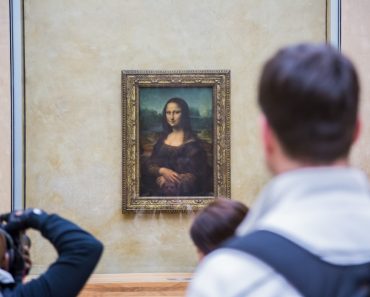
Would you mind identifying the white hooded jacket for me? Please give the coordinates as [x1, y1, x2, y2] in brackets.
[187, 167, 370, 297]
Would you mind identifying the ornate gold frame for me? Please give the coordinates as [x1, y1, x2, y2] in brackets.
[122, 70, 230, 212]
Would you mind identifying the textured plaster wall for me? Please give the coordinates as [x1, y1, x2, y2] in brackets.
[24, 0, 326, 274]
[342, 1, 370, 176]
[0, 0, 11, 213]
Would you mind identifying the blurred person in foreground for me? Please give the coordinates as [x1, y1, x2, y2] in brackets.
[187, 43, 370, 296]
[190, 198, 248, 261]
[0, 208, 103, 297]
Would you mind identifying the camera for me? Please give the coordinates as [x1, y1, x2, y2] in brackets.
[0, 216, 31, 284]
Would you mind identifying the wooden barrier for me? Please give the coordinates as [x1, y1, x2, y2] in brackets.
[78, 273, 191, 297]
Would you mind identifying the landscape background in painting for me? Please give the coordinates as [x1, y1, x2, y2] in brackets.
[139, 87, 214, 196]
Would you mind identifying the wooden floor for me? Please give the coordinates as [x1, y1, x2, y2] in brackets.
[78, 273, 191, 297]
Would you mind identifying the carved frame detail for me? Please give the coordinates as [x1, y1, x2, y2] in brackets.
[122, 70, 230, 212]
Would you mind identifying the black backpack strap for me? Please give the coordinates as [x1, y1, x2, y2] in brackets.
[224, 230, 370, 297]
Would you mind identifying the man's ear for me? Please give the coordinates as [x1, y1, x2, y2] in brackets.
[353, 118, 361, 144]
[260, 114, 274, 156]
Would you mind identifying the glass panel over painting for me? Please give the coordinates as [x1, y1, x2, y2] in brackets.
[139, 87, 214, 197]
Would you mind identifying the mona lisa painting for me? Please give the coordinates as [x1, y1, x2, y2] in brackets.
[122, 70, 230, 212]
[140, 90, 213, 197]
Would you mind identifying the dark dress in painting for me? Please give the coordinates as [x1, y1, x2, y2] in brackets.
[141, 135, 212, 196]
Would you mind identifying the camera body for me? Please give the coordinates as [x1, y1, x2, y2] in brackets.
[0, 226, 30, 284]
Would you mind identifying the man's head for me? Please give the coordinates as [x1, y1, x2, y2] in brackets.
[258, 43, 360, 172]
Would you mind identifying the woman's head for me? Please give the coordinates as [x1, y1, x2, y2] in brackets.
[190, 198, 249, 260]
[162, 97, 192, 135]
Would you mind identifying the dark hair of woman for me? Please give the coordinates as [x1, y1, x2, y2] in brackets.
[161, 97, 195, 140]
[0, 232, 6, 269]
[190, 198, 249, 256]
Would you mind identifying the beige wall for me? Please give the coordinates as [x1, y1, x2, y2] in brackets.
[342, 1, 370, 175]
[24, 0, 326, 274]
[0, 0, 11, 213]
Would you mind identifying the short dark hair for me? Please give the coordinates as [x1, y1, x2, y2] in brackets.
[258, 43, 359, 163]
[162, 97, 193, 138]
[190, 198, 248, 255]
[0, 232, 6, 266]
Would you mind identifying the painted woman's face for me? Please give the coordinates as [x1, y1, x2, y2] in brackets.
[166, 102, 182, 128]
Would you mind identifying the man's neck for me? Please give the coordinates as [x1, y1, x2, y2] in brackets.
[271, 156, 350, 175]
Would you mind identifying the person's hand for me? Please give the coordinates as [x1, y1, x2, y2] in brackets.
[156, 178, 180, 195]
[1, 208, 47, 235]
[159, 167, 180, 184]
[156, 176, 166, 187]
[20, 234, 32, 277]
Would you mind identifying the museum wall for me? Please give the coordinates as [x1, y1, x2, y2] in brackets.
[24, 0, 326, 274]
[342, 1, 370, 174]
[0, 0, 11, 213]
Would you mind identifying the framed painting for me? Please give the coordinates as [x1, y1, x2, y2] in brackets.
[122, 70, 230, 212]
